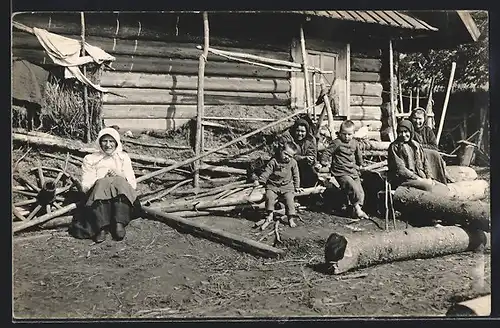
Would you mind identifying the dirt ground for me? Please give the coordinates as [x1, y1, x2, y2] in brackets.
[11, 136, 491, 319]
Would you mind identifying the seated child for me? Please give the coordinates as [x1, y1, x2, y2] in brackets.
[254, 141, 303, 228]
[315, 120, 369, 220]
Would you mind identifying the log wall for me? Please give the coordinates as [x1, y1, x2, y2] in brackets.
[12, 13, 292, 132]
[349, 48, 384, 138]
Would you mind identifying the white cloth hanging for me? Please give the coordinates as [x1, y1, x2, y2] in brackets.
[32, 27, 115, 93]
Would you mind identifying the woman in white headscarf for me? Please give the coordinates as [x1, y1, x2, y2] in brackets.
[70, 127, 138, 243]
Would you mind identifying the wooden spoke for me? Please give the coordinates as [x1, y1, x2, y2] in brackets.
[12, 189, 39, 197]
[12, 206, 28, 221]
[37, 163, 45, 188]
[13, 198, 38, 207]
[55, 196, 65, 202]
[53, 171, 65, 185]
[55, 182, 74, 195]
[53, 202, 63, 210]
[46, 204, 52, 214]
[16, 174, 40, 192]
[26, 204, 42, 221]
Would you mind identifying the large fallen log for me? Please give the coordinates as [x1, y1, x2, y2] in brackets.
[150, 186, 325, 212]
[446, 166, 478, 182]
[141, 207, 285, 258]
[446, 295, 491, 316]
[324, 226, 490, 275]
[13, 132, 245, 175]
[446, 180, 489, 201]
[393, 186, 490, 231]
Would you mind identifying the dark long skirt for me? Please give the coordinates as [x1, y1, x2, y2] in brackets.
[297, 160, 318, 188]
[423, 149, 448, 184]
[69, 178, 141, 239]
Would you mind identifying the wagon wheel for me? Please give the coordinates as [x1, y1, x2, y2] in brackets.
[12, 164, 80, 224]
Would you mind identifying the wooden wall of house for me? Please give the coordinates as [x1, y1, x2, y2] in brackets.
[349, 45, 384, 139]
[12, 12, 294, 132]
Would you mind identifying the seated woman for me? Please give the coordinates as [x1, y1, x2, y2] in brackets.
[279, 117, 318, 187]
[409, 107, 453, 183]
[388, 120, 448, 195]
[69, 127, 139, 243]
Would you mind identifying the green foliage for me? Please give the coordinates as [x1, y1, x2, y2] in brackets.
[399, 11, 488, 90]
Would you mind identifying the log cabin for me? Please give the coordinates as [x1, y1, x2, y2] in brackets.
[11, 11, 480, 141]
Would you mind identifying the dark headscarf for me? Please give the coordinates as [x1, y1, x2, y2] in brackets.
[397, 119, 415, 142]
[290, 118, 314, 141]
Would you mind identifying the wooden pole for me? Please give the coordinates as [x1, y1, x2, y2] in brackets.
[436, 62, 457, 144]
[312, 72, 317, 119]
[389, 40, 397, 141]
[409, 89, 413, 112]
[194, 12, 209, 190]
[399, 81, 404, 113]
[446, 295, 491, 316]
[416, 87, 420, 108]
[13, 203, 78, 233]
[425, 77, 435, 129]
[320, 79, 335, 139]
[135, 104, 313, 183]
[141, 207, 285, 258]
[80, 12, 91, 143]
[299, 24, 312, 109]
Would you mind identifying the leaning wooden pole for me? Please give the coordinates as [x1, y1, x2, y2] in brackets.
[141, 207, 285, 258]
[194, 12, 210, 190]
[389, 39, 397, 141]
[436, 62, 457, 144]
[324, 226, 490, 275]
[80, 12, 91, 143]
[135, 104, 313, 183]
[299, 24, 312, 109]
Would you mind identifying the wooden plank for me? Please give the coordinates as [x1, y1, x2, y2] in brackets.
[102, 104, 197, 119]
[350, 71, 381, 82]
[103, 118, 191, 131]
[350, 95, 383, 106]
[141, 207, 285, 258]
[350, 82, 383, 96]
[102, 88, 289, 106]
[12, 31, 291, 62]
[100, 71, 290, 92]
[351, 57, 382, 72]
[348, 106, 382, 120]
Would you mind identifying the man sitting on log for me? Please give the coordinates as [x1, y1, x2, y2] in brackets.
[410, 108, 455, 183]
[314, 120, 369, 220]
[388, 119, 449, 195]
[254, 141, 303, 228]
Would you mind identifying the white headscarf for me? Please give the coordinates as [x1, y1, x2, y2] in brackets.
[81, 127, 137, 192]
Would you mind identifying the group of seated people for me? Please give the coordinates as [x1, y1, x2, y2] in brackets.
[69, 108, 451, 243]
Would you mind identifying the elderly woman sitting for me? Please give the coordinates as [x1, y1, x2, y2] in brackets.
[409, 108, 454, 183]
[69, 127, 138, 243]
[388, 120, 448, 195]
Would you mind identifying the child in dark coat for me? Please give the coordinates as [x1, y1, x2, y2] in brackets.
[254, 141, 303, 228]
[315, 120, 368, 220]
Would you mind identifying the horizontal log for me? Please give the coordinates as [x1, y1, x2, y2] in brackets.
[103, 118, 191, 131]
[12, 132, 245, 175]
[100, 71, 290, 92]
[102, 87, 289, 106]
[350, 71, 381, 83]
[325, 227, 490, 274]
[141, 207, 285, 258]
[348, 106, 382, 120]
[350, 95, 383, 106]
[319, 120, 382, 132]
[13, 48, 291, 79]
[12, 31, 291, 62]
[350, 82, 383, 97]
[446, 295, 491, 316]
[13, 13, 291, 51]
[393, 185, 490, 231]
[39, 215, 73, 229]
[153, 186, 326, 212]
[447, 180, 489, 201]
[351, 58, 382, 72]
[445, 166, 478, 182]
[13, 203, 78, 233]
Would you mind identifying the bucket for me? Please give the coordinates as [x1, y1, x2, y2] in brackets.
[457, 141, 476, 167]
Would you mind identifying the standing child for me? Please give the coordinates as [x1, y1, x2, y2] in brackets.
[315, 120, 369, 220]
[254, 141, 303, 228]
